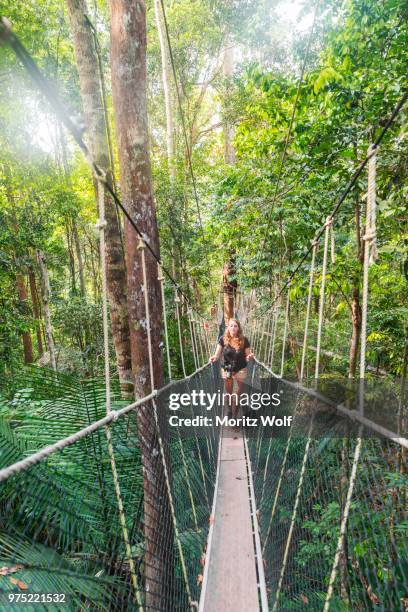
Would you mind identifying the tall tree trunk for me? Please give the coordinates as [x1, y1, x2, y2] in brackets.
[66, 220, 77, 294]
[28, 266, 44, 357]
[72, 219, 86, 296]
[154, 0, 180, 289]
[15, 274, 34, 364]
[223, 254, 237, 322]
[222, 45, 237, 321]
[56, 123, 86, 296]
[36, 250, 57, 370]
[8, 196, 34, 365]
[222, 45, 236, 166]
[58, 124, 87, 298]
[110, 1, 172, 606]
[110, 0, 163, 395]
[66, 0, 133, 393]
[154, 0, 175, 184]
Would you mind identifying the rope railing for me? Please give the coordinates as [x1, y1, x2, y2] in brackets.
[0, 364, 221, 610]
[243, 134, 406, 611]
[245, 359, 407, 610]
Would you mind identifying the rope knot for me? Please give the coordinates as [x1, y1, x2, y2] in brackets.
[325, 216, 333, 227]
[110, 410, 119, 422]
[95, 168, 108, 184]
[362, 229, 376, 242]
[367, 143, 377, 159]
[96, 219, 107, 230]
[137, 238, 146, 251]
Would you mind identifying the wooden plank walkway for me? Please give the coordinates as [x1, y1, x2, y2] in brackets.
[201, 429, 259, 611]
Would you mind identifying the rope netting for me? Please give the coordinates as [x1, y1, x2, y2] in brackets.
[245, 361, 407, 611]
[0, 365, 221, 610]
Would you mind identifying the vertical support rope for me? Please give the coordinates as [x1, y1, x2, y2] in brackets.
[152, 400, 195, 609]
[97, 181, 111, 413]
[360, 144, 377, 379]
[273, 225, 327, 606]
[203, 323, 211, 358]
[264, 315, 273, 366]
[251, 315, 256, 349]
[177, 430, 199, 530]
[315, 217, 331, 379]
[325, 145, 377, 610]
[323, 432, 362, 611]
[330, 223, 336, 264]
[192, 318, 200, 366]
[280, 288, 290, 378]
[254, 313, 262, 359]
[195, 319, 205, 365]
[300, 240, 318, 381]
[196, 315, 206, 365]
[259, 316, 267, 363]
[262, 431, 292, 552]
[273, 223, 332, 605]
[97, 180, 143, 610]
[158, 264, 172, 381]
[269, 304, 279, 370]
[188, 310, 199, 371]
[260, 436, 273, 507]
[271, 420, 314, 611]
[138, 239, 155, 390]
[175, 290, 187, 377]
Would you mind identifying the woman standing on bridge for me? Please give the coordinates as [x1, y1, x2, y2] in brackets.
[210, 319, 254, 418]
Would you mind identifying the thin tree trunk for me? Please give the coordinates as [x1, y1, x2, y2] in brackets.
[154, 0, 180, 286]
[222, 45, 236, 165]
[15, 274, 34, 364]
[110, 1, 172, 605]
[66, 221, 77, 293]
[223, 255, 237, 322]
[58, 124, 87, 298]
[28, 266, 44, 357]
[66, 0, 133, 394]
[72, 219, 86, 296]
[37, 250, 57, 370]
[222, 46, 237, 321]
[154, 0, 175, 183]
[8, 193, 34, 365]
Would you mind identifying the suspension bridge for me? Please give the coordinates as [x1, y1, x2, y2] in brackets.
[0, 18, 407, 612]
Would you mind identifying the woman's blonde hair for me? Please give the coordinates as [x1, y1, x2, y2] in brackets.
[223, 318, 244, 348]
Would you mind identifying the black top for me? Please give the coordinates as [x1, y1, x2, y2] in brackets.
[218, 336, 250, 372]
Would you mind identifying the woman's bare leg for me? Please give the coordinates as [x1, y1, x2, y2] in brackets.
[233, 380, 245, 417]
[224, 377, 234, 417]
